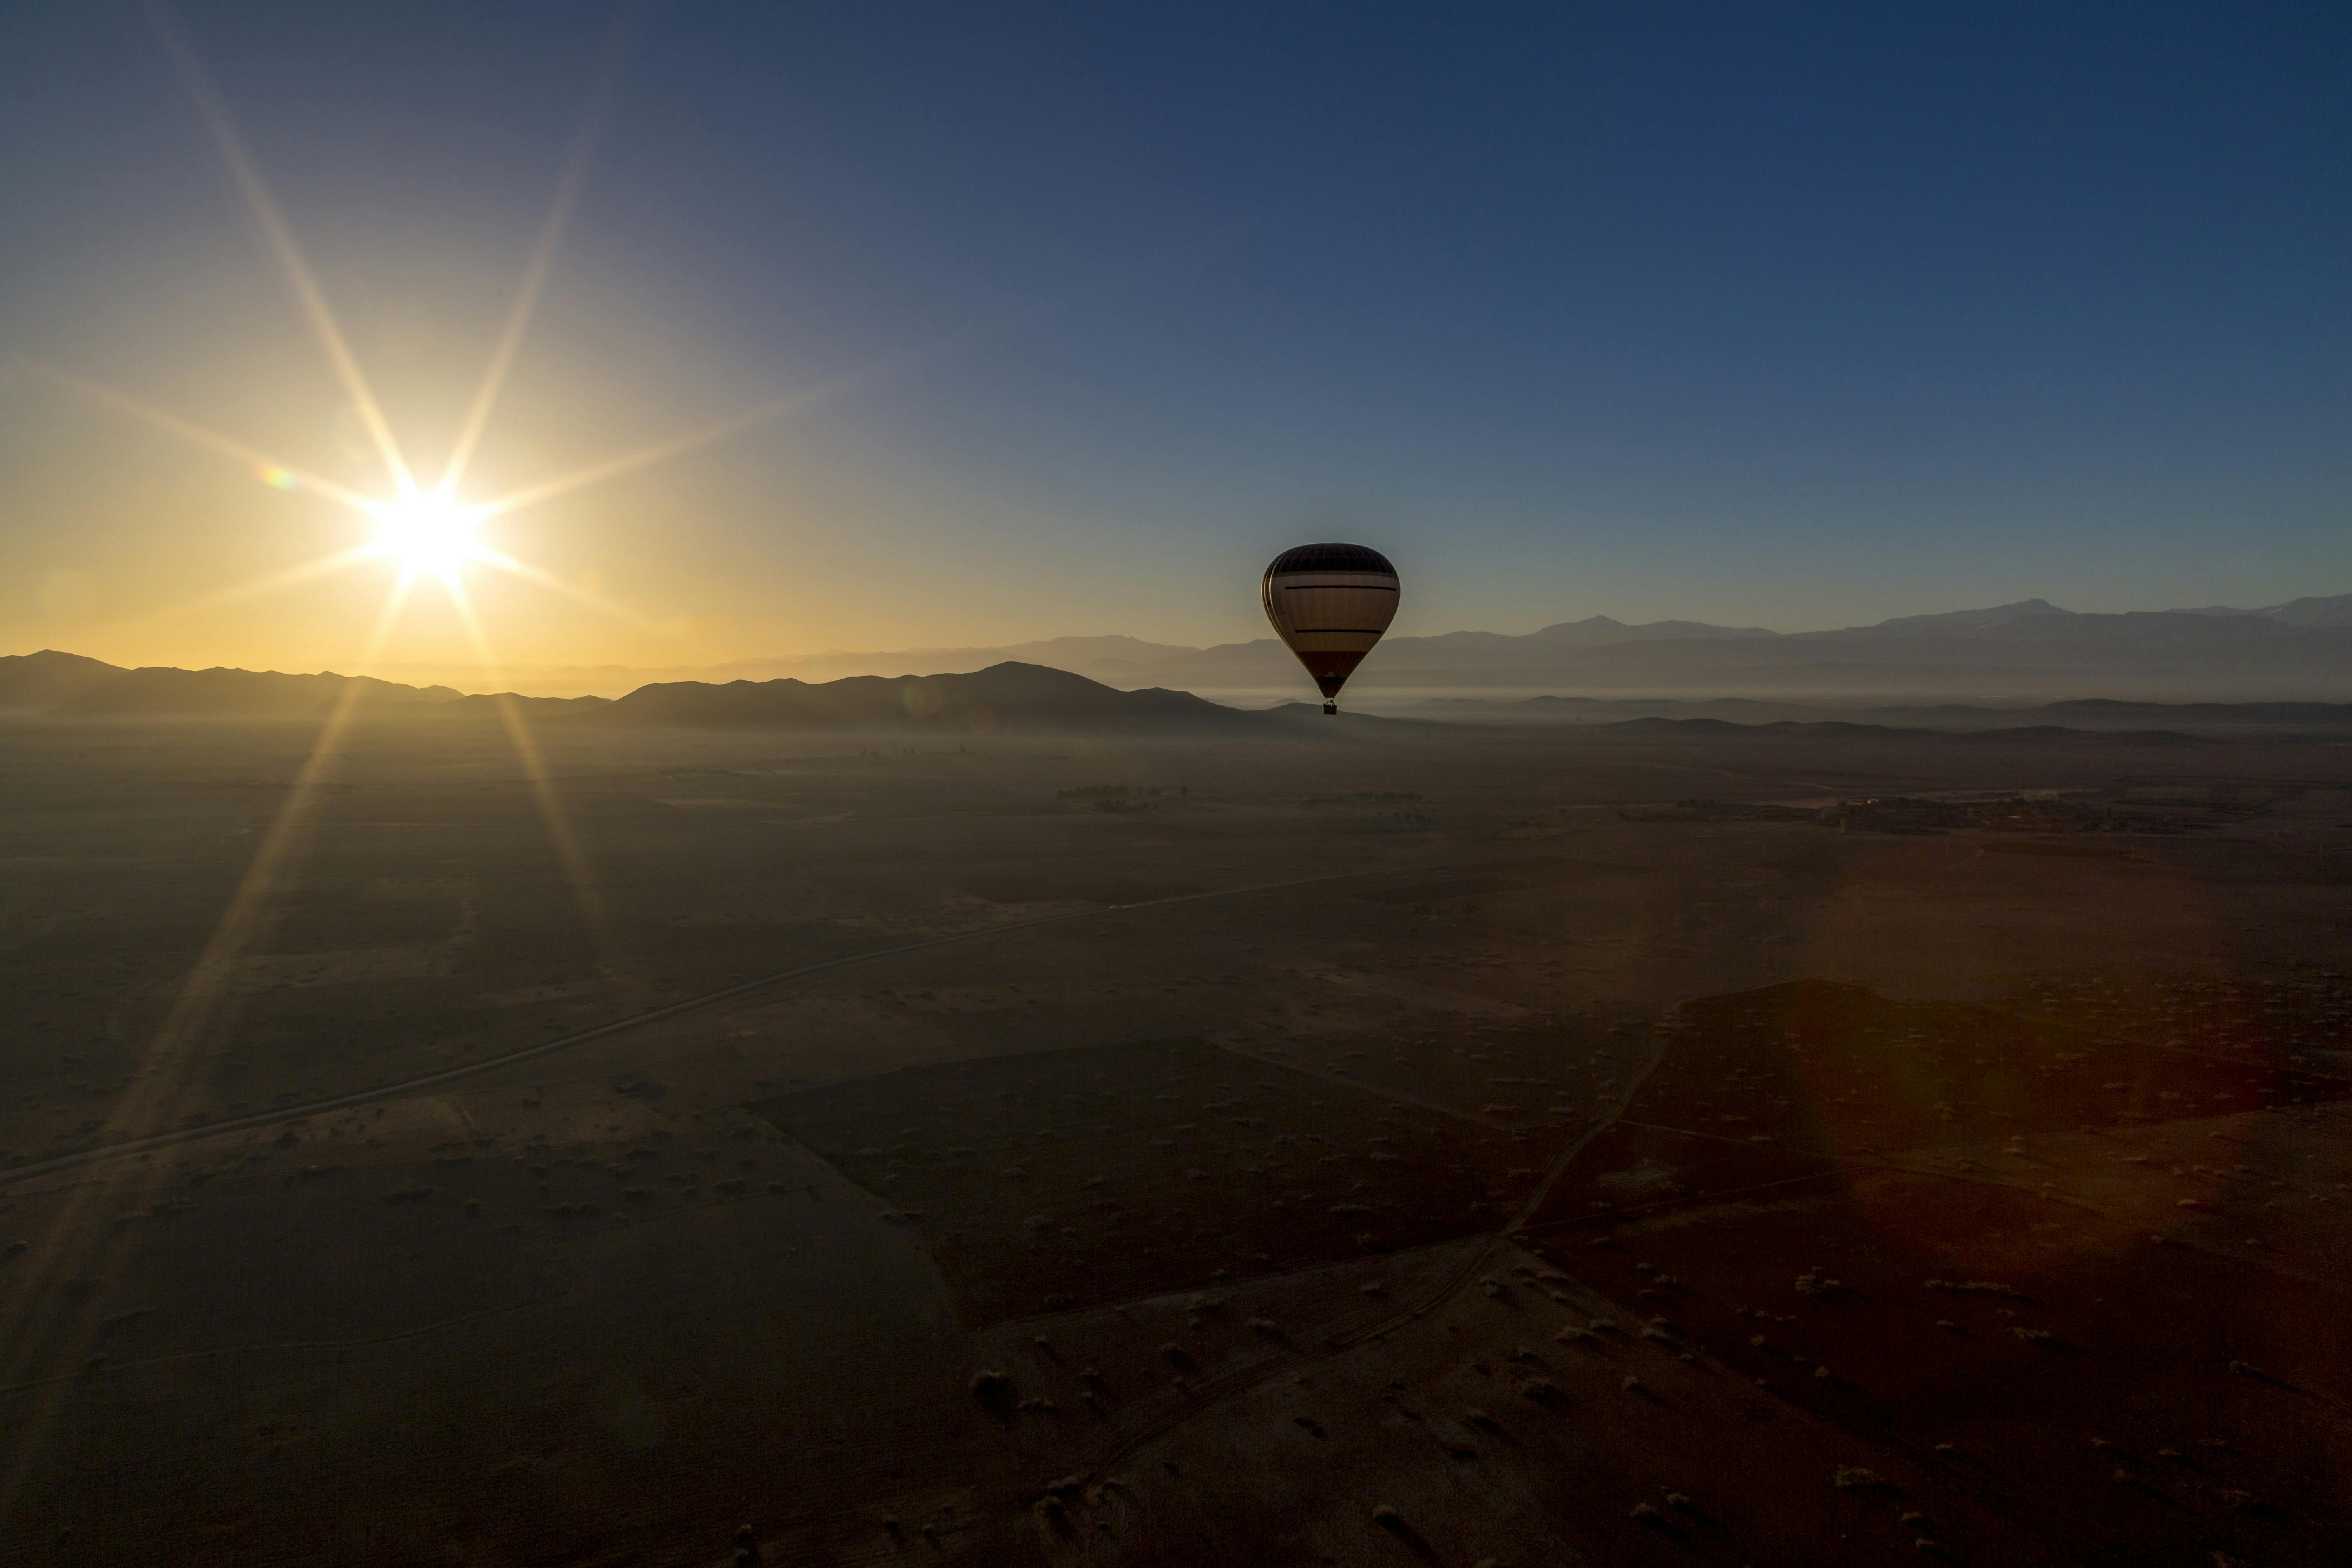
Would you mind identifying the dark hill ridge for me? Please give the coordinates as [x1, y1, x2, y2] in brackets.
[0, 648, 123, 711]
[592, 661, 1256, 733]
[0, 651, 585, 720]
[0, 652, 1262, 734]
[432, 692, 614, 721]
[60, 665, 464, 718]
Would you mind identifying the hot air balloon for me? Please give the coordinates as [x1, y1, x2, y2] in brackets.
[1261, 542, 1399, 714]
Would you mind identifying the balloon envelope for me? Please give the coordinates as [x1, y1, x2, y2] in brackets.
[1260, 542, 1399, 712]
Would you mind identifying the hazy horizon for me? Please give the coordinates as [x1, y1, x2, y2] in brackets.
[21, 581, 2352, 697]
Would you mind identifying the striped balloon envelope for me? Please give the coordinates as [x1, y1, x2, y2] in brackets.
[1260, 542, 1400, 714]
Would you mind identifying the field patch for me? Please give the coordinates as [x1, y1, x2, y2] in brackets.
[1535, 1169, 2352, 1566]
[956, 870, 1207, 906]
[233, 943, 453, 990]
[1315, 967, 1533, 1018]
[255, 895, 465, 952]
[750, 1036, 1547, 1324]
[1353, 856, 1650, 905]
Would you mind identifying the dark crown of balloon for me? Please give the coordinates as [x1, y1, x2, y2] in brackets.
[1264, 542, 1394, 576]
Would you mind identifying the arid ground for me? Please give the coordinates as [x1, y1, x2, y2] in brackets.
[3, 712, 2350, 1565]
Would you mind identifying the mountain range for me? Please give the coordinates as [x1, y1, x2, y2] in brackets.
[0, 651, 1271, 735]
[10, 592, 2352, 725]
[11, 644, 2352, 743]
[392, 592, 2352, 702]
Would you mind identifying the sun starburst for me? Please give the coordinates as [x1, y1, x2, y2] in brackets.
[45, 6, 835, 655]
[364, 493, 489, 576]
[0, 7, 911, 1531]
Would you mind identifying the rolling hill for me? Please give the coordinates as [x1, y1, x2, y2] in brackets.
[591, 661, 1257, 733]
[0, 653, 1262, 734]
[0, 651, 585, 720]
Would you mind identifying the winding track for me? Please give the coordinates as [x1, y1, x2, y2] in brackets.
[1080, 1023, 1673, 1475]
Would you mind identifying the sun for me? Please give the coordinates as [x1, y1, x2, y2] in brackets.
[369, 495, 485, 575]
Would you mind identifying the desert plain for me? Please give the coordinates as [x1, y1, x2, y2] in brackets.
[3, 705, 2351, 1566]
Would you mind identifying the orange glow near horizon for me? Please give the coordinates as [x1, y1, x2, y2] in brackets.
[38, 10, 823, 672]
[25, 7, 968, 677]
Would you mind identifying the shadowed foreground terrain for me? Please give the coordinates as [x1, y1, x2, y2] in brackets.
[2, 707, 2349, 1565]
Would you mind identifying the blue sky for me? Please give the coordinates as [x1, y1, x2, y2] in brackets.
[1, 2, 2345, 670]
